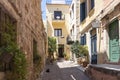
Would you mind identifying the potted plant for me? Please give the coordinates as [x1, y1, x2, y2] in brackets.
[71, 41, 89, 67]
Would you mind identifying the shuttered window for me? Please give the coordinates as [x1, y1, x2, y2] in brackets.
[91, 34, 97, 54]
[54, 29, 62, 36]
[91, 0, 94, 10]
[80, 34, 86, 45]
[80, 2, 86, 22]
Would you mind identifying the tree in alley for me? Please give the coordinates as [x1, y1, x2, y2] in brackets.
[48, 37, 57, 63]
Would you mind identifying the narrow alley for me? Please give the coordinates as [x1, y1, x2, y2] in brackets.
[0, 0, 120, 80]
[42, 59, 90, 80]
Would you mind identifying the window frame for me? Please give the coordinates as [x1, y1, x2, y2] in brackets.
[54, 29, 62, 37]
[80, 1, 87, 22]
[54, 11, 62, 20]
[80, 34, 86, 45]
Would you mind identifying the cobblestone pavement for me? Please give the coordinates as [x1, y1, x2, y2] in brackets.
[41, 60, 90, 80]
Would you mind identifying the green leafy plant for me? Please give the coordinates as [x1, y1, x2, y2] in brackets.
[71, 41, 89, 67]
[0, 22, 27, 80]
[71, 41, 89, 58]
[71, 41, 81, 58]
[33, 53, 42, 79]
[32, 39, 43, 79]
[63, 52, 70, 60]
[48, 37, 57, 60]
[12, 49, 27, 80]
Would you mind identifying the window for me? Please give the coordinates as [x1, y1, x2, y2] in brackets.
[54, 11, 62, 20]
[33, 39, 38, 63]
[80, 2, 87, 22]
[89, 0, 94, 11]
[0, 7, 17, 71]
[91, 0, 94, 10]
[72, 4, 74, 15]
[80, 34, 86, 45]
[91, 34, 97, 54]
[54, 29, 62, 36]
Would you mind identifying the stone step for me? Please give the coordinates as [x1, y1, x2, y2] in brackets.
[85, 64, 120, 80]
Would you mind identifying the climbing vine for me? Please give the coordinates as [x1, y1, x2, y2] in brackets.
[0, 21, 27, 80]
[33, 39, 42, 79]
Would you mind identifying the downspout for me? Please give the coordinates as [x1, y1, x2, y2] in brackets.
[98, 24, 102, 63]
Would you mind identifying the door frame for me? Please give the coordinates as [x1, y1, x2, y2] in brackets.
[58, 44, 64, 58]
[90, 29, 97, 64]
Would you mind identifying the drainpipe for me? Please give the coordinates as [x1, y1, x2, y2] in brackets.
[98, 25, 102, 64]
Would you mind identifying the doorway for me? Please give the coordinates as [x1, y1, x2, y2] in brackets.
[109, 20, 120, 62]
[91, 29, 97, 64]
[58, 45, 64, 58]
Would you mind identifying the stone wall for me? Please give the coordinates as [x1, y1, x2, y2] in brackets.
[85, 64, 120, 80]
[101, 3, 120, 27]
[97, 3, 120, 64]
[0, 0, 46, 80]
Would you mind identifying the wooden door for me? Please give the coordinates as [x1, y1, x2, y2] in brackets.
[109, 20, 120, 62]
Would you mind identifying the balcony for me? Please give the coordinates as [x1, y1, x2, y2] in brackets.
[66, 35, 74, 45]
[52, 14, 65, 25]
[52, 14, 65, 21]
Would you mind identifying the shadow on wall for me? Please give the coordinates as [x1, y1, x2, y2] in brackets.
[97, 51, 109, 64]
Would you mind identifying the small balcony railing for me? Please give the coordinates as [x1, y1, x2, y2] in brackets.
[52, 14, 65, 20]
[66, 35, 74, 45]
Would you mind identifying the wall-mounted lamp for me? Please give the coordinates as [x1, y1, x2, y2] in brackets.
[91, 19, 101, 28]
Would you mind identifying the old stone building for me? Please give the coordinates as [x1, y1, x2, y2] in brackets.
[0, 0, 46, 80]
[46, 4, 71, 60]
[85, 1, 120, 80]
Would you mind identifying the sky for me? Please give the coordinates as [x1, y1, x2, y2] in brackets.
[41, 0, 72, 20]
[41, 0, 47, 20]
[52, 0, 65, 4]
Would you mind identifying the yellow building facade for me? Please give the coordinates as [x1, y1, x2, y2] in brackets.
[46, 4, 71, 59]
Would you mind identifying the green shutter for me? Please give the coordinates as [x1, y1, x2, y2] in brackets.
[109, 20, 120, 62]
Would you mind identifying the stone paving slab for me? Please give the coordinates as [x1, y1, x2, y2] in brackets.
[41, 60, 90, 80]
